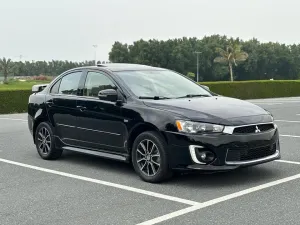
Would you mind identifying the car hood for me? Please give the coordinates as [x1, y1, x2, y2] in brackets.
[142, 96, 273, 126]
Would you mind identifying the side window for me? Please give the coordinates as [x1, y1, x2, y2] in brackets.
[58, 71, 82, 95]
[50, 79, 61, 94]
[83, 71, 116, 97]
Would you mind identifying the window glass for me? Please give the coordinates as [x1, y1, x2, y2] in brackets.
[84, 71, 116, 97]
[50, 79, 61, 94]
[114, 70, 212, 98]
[58, 71, 82, 95]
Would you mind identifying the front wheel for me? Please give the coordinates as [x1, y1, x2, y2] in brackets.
[132, 131, 173, 183]
[35, 122, 63, 160]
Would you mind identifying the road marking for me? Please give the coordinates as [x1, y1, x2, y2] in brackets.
[0, 158, 199, 206]
[137, 172, 300, 224]
[280, 134, 300, 138]
[276, 120, 300, 123]
[253, 103, 282, 105]
[276, 160, 300, 165]
[0, 118, 27, 122]
[137, 205, 200, 225]
[250, 101, 300, 104]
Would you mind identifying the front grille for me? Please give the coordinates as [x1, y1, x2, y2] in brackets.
[233, 123, 274, 134]
[226, 142, 277, 162]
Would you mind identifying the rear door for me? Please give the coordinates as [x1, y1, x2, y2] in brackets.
[75, 70, 127, 153]
[46, 70, 84, 146]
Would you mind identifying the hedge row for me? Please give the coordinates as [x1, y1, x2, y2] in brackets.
[0, 81, 300, 114]
[201, 80, 300, 99]
[0, 89, 32, 114]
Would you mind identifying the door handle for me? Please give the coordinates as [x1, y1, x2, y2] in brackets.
[77, 106, 87, 111]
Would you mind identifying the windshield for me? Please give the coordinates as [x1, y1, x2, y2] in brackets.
[114, 70, 212, 99]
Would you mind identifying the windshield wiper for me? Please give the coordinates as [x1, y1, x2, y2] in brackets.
[139, 96, 171, 100]
[176, 94, 211, 99]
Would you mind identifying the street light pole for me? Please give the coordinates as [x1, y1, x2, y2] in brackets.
[194, 51, 201, 82]
[92, 45, 98, 65]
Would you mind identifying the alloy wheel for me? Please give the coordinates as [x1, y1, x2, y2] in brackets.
[37, 127, 51, 155]
[136, 139, 161, 176]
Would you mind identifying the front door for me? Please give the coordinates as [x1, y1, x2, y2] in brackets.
[76, 70, 127, 153]
[46, 70, 83, 146]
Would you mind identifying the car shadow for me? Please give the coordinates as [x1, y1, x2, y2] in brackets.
[59, 151, 280, 188]
[60, 150, 134, 174]
[166, 166, 279, 187]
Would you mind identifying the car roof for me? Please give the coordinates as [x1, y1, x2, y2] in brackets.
[81, 63, 165, 72]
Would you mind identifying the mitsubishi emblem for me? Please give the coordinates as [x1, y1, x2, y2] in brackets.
[255, 125, 261, 133]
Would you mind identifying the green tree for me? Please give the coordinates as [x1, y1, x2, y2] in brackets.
[186, 72, 196, 80]
[0, 58, 14, 84]
[213, 43, 248, 81]
[109, 42, 130, 63]
[2, 35, 300, 82]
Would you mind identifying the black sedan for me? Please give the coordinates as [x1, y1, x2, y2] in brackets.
[28, 63, 280, 183]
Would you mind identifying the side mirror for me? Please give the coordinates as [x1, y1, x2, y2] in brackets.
[201, 85, 210, 91]
[98, 89, 118, 102]
[32, 84, 48, 93]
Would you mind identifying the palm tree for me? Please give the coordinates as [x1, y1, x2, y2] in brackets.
[214, 43, 248, 81]
[0, 57, 13, 84]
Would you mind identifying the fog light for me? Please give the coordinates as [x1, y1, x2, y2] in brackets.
[189, 145, 216, 165]
[196, 150, 215, 163]
[200, 153, 207, 160]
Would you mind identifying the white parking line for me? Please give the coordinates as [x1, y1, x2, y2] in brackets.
[0, 158, 199, 206]
[250, 101, 300, 104]
[280, 134, 300, 138]
[276, 160, 300, 165]
[253, 103, 282, 105]
[276, 120, 300, 123]
[0, 118, 27, 122]
[137, 172, 300, 225]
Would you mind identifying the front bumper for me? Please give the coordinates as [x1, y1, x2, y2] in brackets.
[164, 124, 280, 171]
[186, 150, 280, 171]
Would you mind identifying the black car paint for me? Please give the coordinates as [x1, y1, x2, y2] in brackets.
[143, 96, 274, 126]
[28, 65, 280, 170]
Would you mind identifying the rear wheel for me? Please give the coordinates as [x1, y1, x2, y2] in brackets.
[132, 131, 173, 183]
[35, 122, 63, 160]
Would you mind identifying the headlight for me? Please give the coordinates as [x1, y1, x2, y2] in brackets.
[264, 109, 274, 121]
[176, 120, 224, 134]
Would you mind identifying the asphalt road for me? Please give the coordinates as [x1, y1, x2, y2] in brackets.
[1, 97, 300, 225]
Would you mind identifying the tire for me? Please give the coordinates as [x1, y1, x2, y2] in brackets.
[35, 122, 63, 160]
[132, 131, 173, 183]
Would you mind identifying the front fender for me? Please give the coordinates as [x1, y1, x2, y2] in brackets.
[28, 93, 48, 142]
[124, 103, 185, 137]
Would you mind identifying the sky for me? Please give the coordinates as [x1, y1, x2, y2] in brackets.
[0, 0, 299, 62]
